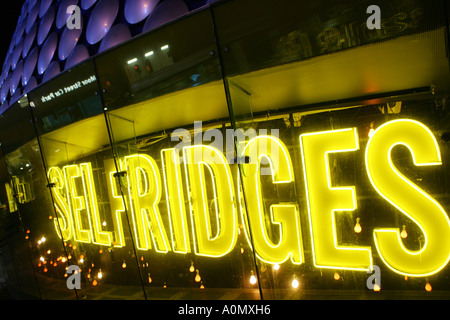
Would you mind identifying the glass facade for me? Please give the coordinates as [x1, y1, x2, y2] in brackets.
[0, 0, 449, 300]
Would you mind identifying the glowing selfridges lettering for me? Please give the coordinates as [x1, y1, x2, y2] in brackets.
[64, 164, 92, 243]
[366, 119, 450, 276]
[47, 166, 72, 241]
[45, 119, 450, 277]
[103, 159, 126, 247]
[183, 145, 237, 257]
[300, 128, 372, 271]
[239, 136, 304, 265]
[124, 154, 170, 252]
[161, 149, 191, 253]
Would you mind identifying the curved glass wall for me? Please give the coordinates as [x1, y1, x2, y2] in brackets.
[0, 0, 449, 300]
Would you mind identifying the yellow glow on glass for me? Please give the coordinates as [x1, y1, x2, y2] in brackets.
[183, 145, 237, 257]
[80, 163, 112, 246]
[47, 166, 72, 241]
[161, 148, 191, 254]
[300, 128, 372, 271]
[365, 119, 450, 277]
[239, 135, 304, 265]
[124, 154, 171, 252]
[104, 159, 126, 247]
[63, 165, 92, 243]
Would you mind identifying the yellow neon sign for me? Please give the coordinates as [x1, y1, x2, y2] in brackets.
[103, 159, 126, 247]
[161, 148, 191, 254]
[124, 154, 171, 252]
[239, 136, 304, 265]
[300, 128, 372, 271]
[80, 162, 112, 247]
[64, 164, 92, 243]
[365, 119, 450, 276]
[44, 119, 450, 277]
[183, 145, 237, 257]
[47, 166, 72, 241]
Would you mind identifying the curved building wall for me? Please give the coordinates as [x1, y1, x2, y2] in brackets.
[0, 0, 449, 301]
[0, 0, 216, 111]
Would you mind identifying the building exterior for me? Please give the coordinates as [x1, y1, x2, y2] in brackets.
[0, 0, 449, 300]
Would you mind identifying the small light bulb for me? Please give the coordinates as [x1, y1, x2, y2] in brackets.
[92, 280, 98, 286]
[273, 264, 280, 271]
[249, 272, 257, 285]
[373, 283, 381, 292]
[354, 218, 362, 233]
[401, 225, 408, 239]
[425, 280, 432, 292]
[292, 278, 299, 289]
[122, 261, 127, 268]
[189, 261, 195, 273]
[148, 273, 152, 284]
[334, 272, 340, 280]
[195, 269, 201, 282]
[98, 269, 103, 279]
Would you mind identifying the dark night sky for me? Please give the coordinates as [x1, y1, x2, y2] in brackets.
[0, 1, 25, 70]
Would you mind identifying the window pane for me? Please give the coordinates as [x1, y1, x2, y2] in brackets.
[96, 9, 262, 300]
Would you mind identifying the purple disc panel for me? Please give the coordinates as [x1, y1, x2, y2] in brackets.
[142, 0, 188, 33]
[38, 5, 56, 45]
[99, 24, 131, 53]
[124, 0, 159, 24]
[38, 32, 58, 75]
[10, 60, 24, 96]
[43, 61, 61, 82]
[23, 22, 38, 58]
[65, 44, 90, 70]
[59, 20, 83, 60]
[86, 0, 119, 45]
[39, 0, 53, 18]
[23, 47, 39, 86]
[81, 0, 98, 10]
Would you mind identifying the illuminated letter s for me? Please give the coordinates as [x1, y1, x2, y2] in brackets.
[366, 119, 450, 276]
[48, 167, 72, 241]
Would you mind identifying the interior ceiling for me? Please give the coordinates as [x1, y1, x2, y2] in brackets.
[40, 28, 449, 165]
